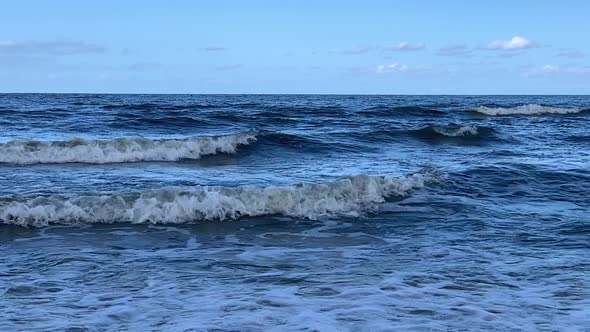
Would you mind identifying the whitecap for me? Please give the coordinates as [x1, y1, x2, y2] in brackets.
[0, 171, 437, 227]
[473, 104, 584, 116]
[0, 132, 256, 165]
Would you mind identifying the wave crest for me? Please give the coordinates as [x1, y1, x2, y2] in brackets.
[473, 104, 585, 116]
[0, 133, 256, 165]
[0, 172, 436, 227]
[417, 125, 492, 138]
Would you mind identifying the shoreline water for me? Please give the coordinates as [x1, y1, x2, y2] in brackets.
[1, 94, 588, 330]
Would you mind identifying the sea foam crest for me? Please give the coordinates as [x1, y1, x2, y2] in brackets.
[0, 133, 256, 165]
[473, 104, 584, 116]
[0, 172, 435, 227]
[431, 126, 479, 137]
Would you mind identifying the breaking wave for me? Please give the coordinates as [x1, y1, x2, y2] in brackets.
[414, 125, 494, 138]
[0, 133, 256, 165]
[366, 125, 495, 143]
[472, 104, 586, 116]
[0, 171, 436, 227]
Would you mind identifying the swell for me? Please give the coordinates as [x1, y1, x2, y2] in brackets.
[100, 102, 348, 116]
[0, 171, 436, 227]
[565, 135, 590, 143]
[0, 133, 256, 165]
[110, 115, 212, 129]
[357, 106, 445, 117]
[446, 165, 590, 206]
[261, 105, 348, 116]
[256, 132, 362, 153]
[257, 132, 322, 149]
[471, 104, 588, 116]
[101, 103, 220, 111]
[362, 125, 496, 143]
[411, 125, 495, 139]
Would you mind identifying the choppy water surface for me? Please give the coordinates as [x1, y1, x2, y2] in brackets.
[0, 94, 589, 331]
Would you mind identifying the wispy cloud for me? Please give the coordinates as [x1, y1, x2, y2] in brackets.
[338, 46, 371, 55]
[385, 42, 425, 51]
[0, 40, 105, 55]
[0, 53, 161, 72]
[347, 62, 438, 76]
[437, 44, 472, 57]
[0, 55, 55, 67]
[118, 62, 162, 71]
[215, 64, 242, 71]
[376, 62, 408, 74]
[79, 62, 163, 72]
[523, 64, 590, 77]
[555, 49, 586, 59]
[522, 64, 559, 77]
[485, 36, 538, 50]
[201, 46, 228, 52]
[496, 51, 527, 58]
[541, 64, 559, 73]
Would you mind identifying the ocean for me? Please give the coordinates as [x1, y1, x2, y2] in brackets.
[0, 94, 588, 331]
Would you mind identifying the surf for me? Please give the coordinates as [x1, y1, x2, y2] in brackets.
[0, 132, 256, 165]
[0, 171, 437, 227]
[472, 104, 585, 116]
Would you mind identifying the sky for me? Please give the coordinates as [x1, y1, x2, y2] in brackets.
[1, 0, 589, 94]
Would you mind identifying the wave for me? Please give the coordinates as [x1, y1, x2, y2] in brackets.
[0, 171, 437, 227]
[0, 133, 256, 165]
[258, 132, 321, 148]
[565, 135, 590, 143]
[256, 132, 363, 153]
[364, 125, 495, 143]
[472, 104, 586, 116]
[111, 115, 212, 129]
[265, 105, 348, 116]
[413, 125, 494, 138]
[102, 103, 220, 111]
[358, 106, 445, 117]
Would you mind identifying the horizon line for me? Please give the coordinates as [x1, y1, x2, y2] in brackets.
[1, 92, 589, 96]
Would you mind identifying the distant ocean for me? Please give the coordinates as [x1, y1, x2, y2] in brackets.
[1, 94, 588, 331]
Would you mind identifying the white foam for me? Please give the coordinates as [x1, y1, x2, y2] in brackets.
[473, 104, 584, 116]
[432, 126, 479, 137]
[0, 132, 256, 164]
[0, 172, 435, 227]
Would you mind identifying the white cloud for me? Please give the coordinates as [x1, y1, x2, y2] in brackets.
[485, 36, 537, 50]
[522, 64, 554, 77]
[540, 64, 559, 73]
[387, 42, 425, 51]
[376, 62, 408, 74]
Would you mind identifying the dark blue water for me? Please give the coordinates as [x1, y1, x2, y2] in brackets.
[0, 94, 589, 331]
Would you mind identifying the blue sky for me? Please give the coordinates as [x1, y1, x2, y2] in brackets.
[1, 0, 589, 94]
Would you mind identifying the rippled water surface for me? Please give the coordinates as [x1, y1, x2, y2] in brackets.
[0, 94, 589, 331]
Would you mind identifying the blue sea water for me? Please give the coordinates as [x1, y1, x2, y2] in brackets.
[0, 94, 589, 331]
